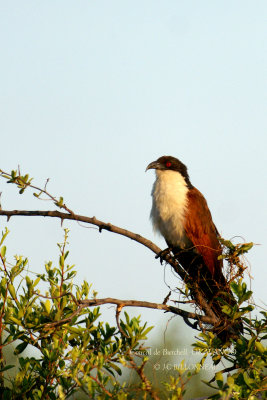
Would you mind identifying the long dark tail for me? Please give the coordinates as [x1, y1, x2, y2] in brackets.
[171, 247, 243, 339]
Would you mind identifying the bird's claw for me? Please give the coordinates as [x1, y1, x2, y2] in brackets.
[155, 248, 172, 264]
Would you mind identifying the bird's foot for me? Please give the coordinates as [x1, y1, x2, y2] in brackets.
[155, 247, 173, 264]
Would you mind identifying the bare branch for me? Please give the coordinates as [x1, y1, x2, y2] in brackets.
[42, 297, 217, 330]
[0, 208, 219, 326]
[0, 209, 165, 256]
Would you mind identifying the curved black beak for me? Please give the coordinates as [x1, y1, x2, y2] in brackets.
[145, 161, 160, 172]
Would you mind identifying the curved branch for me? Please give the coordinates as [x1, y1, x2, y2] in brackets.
[42, 297, 217, 330]
[81, 298, 217, 324]
[0, 210, 190, 281]
[0, 209, 218, 323]
[0, 209, 162, 255]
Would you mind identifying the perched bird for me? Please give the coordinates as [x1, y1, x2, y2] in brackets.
[146, 155, 237, 332]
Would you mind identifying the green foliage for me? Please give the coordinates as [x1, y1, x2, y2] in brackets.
[0, 229, 265, 399]
[193, 317, 267, 399]
[162, 357, 207, 400]
[3, 169, 33, 195]
[0, 169, 67, 211]
[192, 275, 267, 399]
[0, 229, 159, 399]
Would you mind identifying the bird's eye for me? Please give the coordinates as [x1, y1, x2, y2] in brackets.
[166, 162, 172, 168]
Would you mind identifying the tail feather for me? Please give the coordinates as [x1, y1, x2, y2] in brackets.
[171, 246, 243, 339]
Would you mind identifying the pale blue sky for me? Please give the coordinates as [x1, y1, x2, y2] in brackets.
[0, 1, 266, 347]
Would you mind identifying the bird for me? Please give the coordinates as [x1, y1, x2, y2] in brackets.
[146, 155, 239, 336]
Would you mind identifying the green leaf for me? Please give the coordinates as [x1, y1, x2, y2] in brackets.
[42, 300, 51, 314]
[0, 365, 15, 372]
[17, 308, 25, 319]
[33, 276, 41, 287]
[1, 174, 11, 179]
[193, 341, 208, 349]
[59, 360, 65, 369]
[8, 284, 16, 299]
[240, 291, 253, 302]
[55, 196, 64, 208]
[142, 326, 154, 336]
[240, 305, 254, 314]
[242, 372, 254, 388]
[0, 246, 6, 258]
[14, 341, 28, 355]
[226, 375, 234, 387]
[26, 276, 32, 287]
[59, 255, 64, 267]
[215, 372, 224, 389]
[106, 362, 122, 376]
[255, 341, 266, 354]
[8, 316, 23, 326]
[221, 305, 232, 315]
[238, 242, 254, 254]
[0, 228, 9, 245]
[220, 238, 235, 250]
[230, 281, 239, 296]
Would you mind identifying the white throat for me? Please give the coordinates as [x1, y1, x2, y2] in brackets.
[150, 170, 190, 248]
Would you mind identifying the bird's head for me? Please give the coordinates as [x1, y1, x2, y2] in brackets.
[146, 156, 192, 187]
